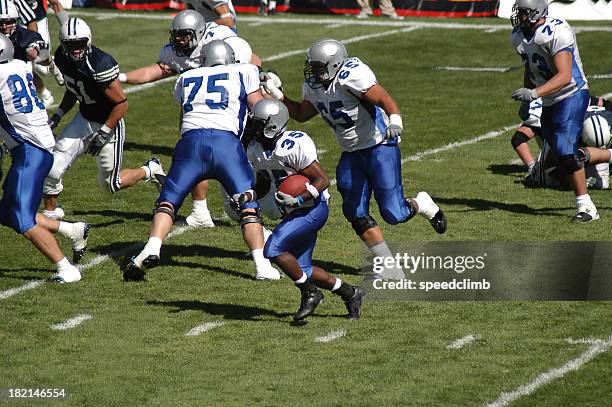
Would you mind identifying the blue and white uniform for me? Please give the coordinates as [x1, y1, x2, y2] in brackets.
[158, 22, 236, 74]
[511, 17, 590, 160]
[0, 59, 54, 233]
[159, 62, 259, 212]
[302, 57, 414, 225]
[43, 45, 126, 195]
[248, 131, 329, 277]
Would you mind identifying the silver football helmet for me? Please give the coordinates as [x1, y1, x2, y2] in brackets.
[59, 18, 92, 62]
[250, 99, 289, 148]
[200, 40, 235, 67]
[0, 1, 19, 37]
[0, 33, 14, 63]
[304, 38, 347, 88]
[511, 0, 549, 29]
[170, 10, 205, 57]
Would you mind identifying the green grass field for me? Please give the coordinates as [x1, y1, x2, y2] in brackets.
[1, 10, 611, 406]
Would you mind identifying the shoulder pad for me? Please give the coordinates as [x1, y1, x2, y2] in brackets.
[89, 46, 120, 83]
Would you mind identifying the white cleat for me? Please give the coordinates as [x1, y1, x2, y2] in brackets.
[43, 207, 65, 220]
[186, 209, 215, 228]
[142, 157, 165, 191]
[255, 265, 282, 281]
[572, 205, 599, 223]
[40, 88, 55, 108]
[49, 265, 81, 283]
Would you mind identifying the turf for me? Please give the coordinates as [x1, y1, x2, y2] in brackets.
[0, 10, 611, 406]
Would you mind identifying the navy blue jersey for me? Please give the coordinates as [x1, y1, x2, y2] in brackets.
[10, 26, 44, 63]
[54, 45, 121, 124]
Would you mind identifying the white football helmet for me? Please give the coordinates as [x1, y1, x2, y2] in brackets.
[170, 10, 205, 57]
[224, 36, 252, 64]
[304, 38, 348, 88]
[201, 40, 234, 67]
[59, 18, 92, 62]
[511, 0, 548, 30]
[0, 33, 13, 63]
[582, 113, 611, 148]
[0, 1, 19, 37]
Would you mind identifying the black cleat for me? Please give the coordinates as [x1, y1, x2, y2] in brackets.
[345, 287, 366, 320]
[429, 209, 447, 234]
[142, 255, 160, 269]
[123, 260, 146, 282]
[571, 211, 599, 223]
[72, 223, 91, 264]
[294, 287, 324, 321]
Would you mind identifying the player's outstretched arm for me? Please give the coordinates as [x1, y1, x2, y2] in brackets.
[282, 97, 318, 123]
[102, 80, 129, 129]
[213, 4, 235, 29]
[119, 62, 174, 85]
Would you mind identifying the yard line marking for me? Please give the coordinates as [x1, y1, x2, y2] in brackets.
[433, 66, 512, 73]
[325, 23, 346, 29]
[587, 73, 612, 79]
[185, 321, 225, 336]
[602, 92, 612, 99]
[486, 335, 612, 407]
[402, 124, 518, 163]
[0, 280, 45, 300]
[69, 11, 612, 32]
[50, 313, 93, 330]
[447, 334, 479, 349]
[315, 328, 347, 343]
[565, 337, 607, 345]
[316, 148, 327, 155]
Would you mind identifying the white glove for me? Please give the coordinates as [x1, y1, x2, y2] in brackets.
[385, 114, 403, 140]
[260, 71, 284, 100]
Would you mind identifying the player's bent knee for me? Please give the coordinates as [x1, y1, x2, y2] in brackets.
[223, 197, 241, 221]
[350, 215, 378, 236]
[239, 208, 263, 228]
[559, 154, 585, 174]
[511, 131, 531, 150]
[577, 147, 591, 166]
[153, 201, 175, 221]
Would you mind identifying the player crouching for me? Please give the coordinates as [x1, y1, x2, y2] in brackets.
[238, 99, 366, 320]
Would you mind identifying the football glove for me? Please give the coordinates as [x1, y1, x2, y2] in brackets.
[230, 190, 256, 211]
[86, 126, 113, 156]
[260, 71, 284, 100]
[48, 113, 62, 130]
[512, 88, 538, 102]
[385, 114, 403, 140]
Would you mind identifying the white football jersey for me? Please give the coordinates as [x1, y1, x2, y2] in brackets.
[175, 63, 259, 136]
[247, 130, 330, 201]
[510, 17, 588, 107]
[521, 98, 543, 128]
[159, 22, 237, 74]
[183, 0, 236, 24]
[302, 57, 390, 153]
[0, 60, 54, 152]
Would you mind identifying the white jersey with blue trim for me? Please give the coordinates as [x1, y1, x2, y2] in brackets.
[175, 63, 259, 136]
[0, 60, 53, 152]
[521, 98, 543, 128]
[302, 57, 390, 153]
[510, 17, 588, 107]
[159, 22, 237, 74]
[183, 0, 237, 24]
[247, 130, 330, 201]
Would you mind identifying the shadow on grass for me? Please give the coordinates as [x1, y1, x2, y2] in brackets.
[434, 196, 572, 217]
[146, 299, 291, 320]
[487, 163, 525, 176]
[123, 141, 174, 157]
[0, 268, 49, 279]
[73, 209, 152, 222]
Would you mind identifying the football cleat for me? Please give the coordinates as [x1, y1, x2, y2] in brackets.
[294, 286, 324, 321]
[571, 206, 599, 223]
[71, 222, 91, 264]
[186, 208, 215, 228]
[141, 254, 160, 269]
[344, 287, 366, 320]
[49, 265, 81, 283]
[382, 13, 405, 20]
[43, 206, 65, 220]
[355, 10, 371, 19]
[143, 157, 165, 191]
[255, 264, 281, 280]
[429, 209, 447, 234]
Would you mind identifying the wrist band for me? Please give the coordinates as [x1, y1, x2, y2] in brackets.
[101, 124, 113, 134]
[296, 195, 305, 207]
[305, 183, 319, 199]
[118, 73, 127, 83]
[219, 12, 233, 19]
[55, 108, 65, 118]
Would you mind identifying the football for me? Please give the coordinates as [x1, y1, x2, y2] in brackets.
[278, 174, 310, 197]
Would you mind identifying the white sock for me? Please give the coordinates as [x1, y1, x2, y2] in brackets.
[192, 199, 209, 212]
[294, 272, 307, 284]
[576, 194, 593, 210]
[57, 221, 76, 239]
[251, 248, 272, 269]
[331, 278, 342, 291]
[55, 257, 71, 271]
[369, 241, 393, 258]
[134, 237, 162, 267]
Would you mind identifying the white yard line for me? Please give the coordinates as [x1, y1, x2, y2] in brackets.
[315, 328, 347, 343]
[433, 66, 512, 73]
[402, 124, 518, 163]
[486, 335, 612, 407]
[587, 73, 612, 79]
[601, 92, 612, 99]
[447, 334, 479, 349]
[0, 280, 45, 300]
[50, 313, 93, 330]
[185, 321, 225, 336]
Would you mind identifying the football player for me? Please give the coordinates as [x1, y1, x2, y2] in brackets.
[117, 11, 256, 228]
[242, 99, 366, 320]
[0, 34, 89, 283]
[510, 0, 596, 222]
[181, 0, 237, 32]
[123, 40, 280, 282]
[42, 18, 165, 220]
[261, 38, 447, 280]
